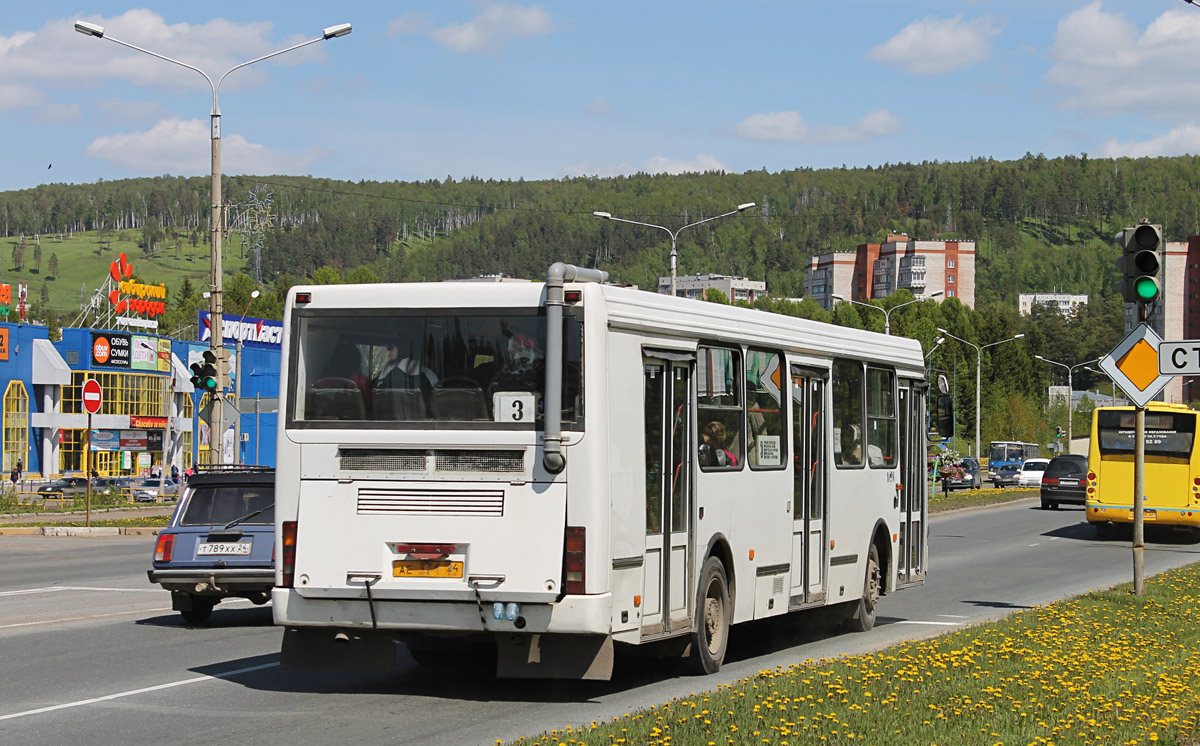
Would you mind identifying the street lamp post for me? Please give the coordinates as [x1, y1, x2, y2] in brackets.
[832, 291, 943, 335]
[232, 290, 260, 464]
[75, 19, 351, 463]
[1034, 355, 1101, 447]
[937, 328, 1026, 459]
[593, 203, 756, 297]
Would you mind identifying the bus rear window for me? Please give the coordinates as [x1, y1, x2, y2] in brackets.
[1097, 410, 1196, 458]
[289, 310, 582, 427]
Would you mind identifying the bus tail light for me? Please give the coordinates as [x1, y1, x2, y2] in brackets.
[154, 533, 174, 562]
[282, 521, 298, 588]
[563, 526, 586, 595]
[1088, 471, 1096, 481]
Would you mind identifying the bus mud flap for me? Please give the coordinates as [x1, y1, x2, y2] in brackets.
[496, 633, 614, 680]
[280, 627, 397, 673]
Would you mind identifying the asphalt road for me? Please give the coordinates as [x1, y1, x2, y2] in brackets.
[1, 499, 1197, 746]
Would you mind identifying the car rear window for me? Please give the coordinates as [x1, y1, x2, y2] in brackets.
[1046, 458, 1085, 477]
[179, 484, 275, 527]
[1023, 462, 1047, 472]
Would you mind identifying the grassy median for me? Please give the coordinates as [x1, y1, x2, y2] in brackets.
[507, 562, 1200, 746]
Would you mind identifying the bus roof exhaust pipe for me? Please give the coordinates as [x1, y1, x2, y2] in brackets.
[544, 263, 608, 473]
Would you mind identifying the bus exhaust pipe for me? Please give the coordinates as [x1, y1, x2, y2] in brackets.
[544, 263, 607, 473]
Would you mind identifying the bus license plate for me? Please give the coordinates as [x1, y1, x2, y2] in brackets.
[393, 560, 463, 578]
[1129, 509, 1157, 520]
[197, 542, 252, 556]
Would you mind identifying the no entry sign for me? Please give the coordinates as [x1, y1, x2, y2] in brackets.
[82, 378, 103, 415]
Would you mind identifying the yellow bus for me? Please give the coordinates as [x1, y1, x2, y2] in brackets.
[1086, 402, 1200, 538]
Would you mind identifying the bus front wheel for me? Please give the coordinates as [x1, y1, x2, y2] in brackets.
[846, 545, 881, 633]
[689, 557, 730, 675]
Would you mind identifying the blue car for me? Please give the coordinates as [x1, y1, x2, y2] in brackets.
[147, 467, 275, 624]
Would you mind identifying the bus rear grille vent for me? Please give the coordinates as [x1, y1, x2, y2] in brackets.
[340, 449, 426, 471]
[435, 450, 524, 473]
[357, 487, 504, 517]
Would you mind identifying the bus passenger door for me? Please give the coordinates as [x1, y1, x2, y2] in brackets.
[790, 368, 827, 606]
[642, 360, 693, 636]
[896, 384, 926, 586]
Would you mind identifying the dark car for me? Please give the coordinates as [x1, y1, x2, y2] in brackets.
[148, 467, 275, 624]
[991, 463, 1021, 488]
[943, 457, 983, 490]
[36, 477, 90, 497]
[1040, 454, 1088, 510]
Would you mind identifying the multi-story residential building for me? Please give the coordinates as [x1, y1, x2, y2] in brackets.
[806, 234, 975, 310]
[1019, 293, 1088, 316]
[658, 273, 767, 303]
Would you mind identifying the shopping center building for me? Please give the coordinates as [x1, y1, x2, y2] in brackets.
[0, 318, 280, 478]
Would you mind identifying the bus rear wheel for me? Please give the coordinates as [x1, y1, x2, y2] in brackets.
[688, 557, 730, 675]
[846, 544, 881, 633]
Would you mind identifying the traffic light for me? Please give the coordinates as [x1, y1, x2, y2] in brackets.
[1121, 222, 1163, 304]
[189, 350, 218, 392]
[215, 348, 232, 390]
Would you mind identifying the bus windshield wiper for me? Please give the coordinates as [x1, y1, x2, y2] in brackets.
[224, 504, 274, 530]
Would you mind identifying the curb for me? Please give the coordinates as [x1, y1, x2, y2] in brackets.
[0, 526, 160, 536]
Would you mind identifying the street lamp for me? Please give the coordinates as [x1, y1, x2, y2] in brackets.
[593, 203, 756, 297]
[76, 19, 351, 460]
[1034, 355, 1100, 446]
[924, 336, 946, 366]
[937, 328, 1025, 459]
[1083, 366, 1117, 406]
[833, 291, 943, 335]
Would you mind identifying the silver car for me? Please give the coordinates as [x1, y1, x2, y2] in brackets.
[132, 478, 180, 503]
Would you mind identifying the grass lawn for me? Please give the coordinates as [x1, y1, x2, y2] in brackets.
[507, 563, 1200, 746]
[930, 485, 1037, 513]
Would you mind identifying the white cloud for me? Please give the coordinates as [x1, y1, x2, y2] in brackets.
[869, 15, 1003, 76]
[582, 97, 612, 117]
[84, 118, 329, 175]
[31, 103, 81, 123]
[1, 9, 329, 91]
[1100, 124, 1200, 158]
[1047, 3, 1200, 118]
[0, 83, 46, 111]
[737, 110, 902, 145]
[387, 13, 431, 37]
[428, 4, 554, 54]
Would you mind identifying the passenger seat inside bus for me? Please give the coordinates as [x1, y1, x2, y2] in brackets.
[307, 384, 366, 420]
[433, 388, 489, 420]
[373, 388, 428, 420]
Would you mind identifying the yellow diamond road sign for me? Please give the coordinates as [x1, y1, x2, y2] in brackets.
[1099, 323, 1170, 408]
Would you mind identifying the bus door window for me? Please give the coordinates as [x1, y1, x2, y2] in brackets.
[698, 347, 743, 471]
[833, 359, 864, 468]
[866, 368, 897, 468]
[745, 350, 786, 470]
[644, 364, 665, 535]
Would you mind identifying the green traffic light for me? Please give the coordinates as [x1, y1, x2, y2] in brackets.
[203, 376, 217, 391]
[1134, 276, 1160, 301]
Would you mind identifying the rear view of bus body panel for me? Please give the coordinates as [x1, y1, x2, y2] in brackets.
[1088, 458, 1200, 528]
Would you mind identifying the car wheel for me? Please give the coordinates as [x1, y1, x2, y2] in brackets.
[688, 556, 731, 675]
[845, 544, 881, 633]
[180, 596, 215, 624]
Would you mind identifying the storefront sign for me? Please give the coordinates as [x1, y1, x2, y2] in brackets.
[105, 253, 167, 318]
[200, 311, 283, 349]
[89, 429, 121, 451]
[130, 415, 168, 429]
[120, 430, 148, 450]
[91, 332, 131, 368]
[0, 328, 8, 361]
[131, 336, 171, 372]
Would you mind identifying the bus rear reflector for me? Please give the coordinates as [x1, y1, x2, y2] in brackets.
[155, 533, 174, 562]
[563, 526, 585, 595]
[282, 521, 297, 588]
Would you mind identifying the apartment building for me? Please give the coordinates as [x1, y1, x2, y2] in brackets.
[1019, 293, 1088, 316]
[657, 273, 767, 303]
[806, 234, 976, 310]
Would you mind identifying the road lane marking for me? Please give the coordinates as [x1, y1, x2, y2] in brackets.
[937, 614, 969, 619]
[0, 661, 279, 721]
[896, 620, 963, 626]
[0, 606, 173, 629]
[0, 586, 159, 597]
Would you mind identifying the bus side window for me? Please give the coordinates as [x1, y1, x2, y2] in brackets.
[833, 359, 863, 468]
[866, 367, 896, 468]
[746, 349, 785, 469]
[698, 347, 743, 471]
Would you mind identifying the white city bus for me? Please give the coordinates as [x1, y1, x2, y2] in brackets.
[273, 264, 932, 679]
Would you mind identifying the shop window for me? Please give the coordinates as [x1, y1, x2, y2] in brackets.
[3, 381, 28, 473]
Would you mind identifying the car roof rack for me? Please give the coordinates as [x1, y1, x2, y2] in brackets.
[193, 464, 273, 473]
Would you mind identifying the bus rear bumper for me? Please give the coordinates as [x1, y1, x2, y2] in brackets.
[1086, 504, 1200, 528]
[272, 587, 613, 635]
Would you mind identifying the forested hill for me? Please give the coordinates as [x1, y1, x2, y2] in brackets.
[4, 152, 1200, 305]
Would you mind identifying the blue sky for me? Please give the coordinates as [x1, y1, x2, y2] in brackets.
[1, 1, 1195, 192]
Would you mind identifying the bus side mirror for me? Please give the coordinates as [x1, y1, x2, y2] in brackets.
[935, 395, 954, 438]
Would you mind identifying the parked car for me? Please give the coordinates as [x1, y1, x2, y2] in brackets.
[148, 467, 275, 624]
[35, 477, 90, 497]
[131, 478, 180, 503]
[1017, 458, 1051, 488]
[992, 463, 1022, 488]
[943, 457, 983, 490]
[1040, 454, 1088, 510]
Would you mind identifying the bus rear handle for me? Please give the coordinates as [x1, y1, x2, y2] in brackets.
[468, 574, 505, 588]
